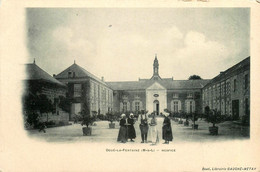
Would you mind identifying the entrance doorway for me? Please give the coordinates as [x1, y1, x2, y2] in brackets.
[232, 100, 239, 120]
[153, 100, 159, 115]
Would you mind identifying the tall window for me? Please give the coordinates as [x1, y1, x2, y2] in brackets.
[189, 101, 193, 113]
[221, 83, 225, 96]
[217, 84, 220, 97]
[215, 85, 218, 97]
[123, 102, 127, 112]
[174, 101, 178, 112]
[226, 82, 230, 95]
[135, 102, 140, 111]
[221, 100, 225, 115]
[74, 84, 82, 97]
[245, 74, 249, 90]
[234, 79, 237, 92]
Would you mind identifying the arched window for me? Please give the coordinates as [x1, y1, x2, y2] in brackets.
[171, 100, 181, 113]
[120, 101, 130, 112]
[132, 100, 143, 112]
[185, 100, 195, 113]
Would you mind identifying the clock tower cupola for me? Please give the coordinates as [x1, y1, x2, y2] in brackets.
[151, 54, 162, 80]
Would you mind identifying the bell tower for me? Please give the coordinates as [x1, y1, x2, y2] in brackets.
[151, 54, 162, 80]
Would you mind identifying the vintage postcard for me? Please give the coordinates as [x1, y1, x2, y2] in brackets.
[0, 1, 259, 172]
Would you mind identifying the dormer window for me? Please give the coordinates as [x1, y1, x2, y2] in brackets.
[134, 95, 140, 99]
[173, 93, 178, 98]
[187, 93, 193, 98]
[68, 71, 72, 78]
[122, 95, 128, 100]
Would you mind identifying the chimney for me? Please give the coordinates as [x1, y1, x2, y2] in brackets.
[101, 76, 104, 81]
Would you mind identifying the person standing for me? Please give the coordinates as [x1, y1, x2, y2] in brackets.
[149, 113, 159, 145]
[117, 114, 127, 143]
[162, 112, 173, 144]
[138, 110, 149, 143]
[127, 113, 136, 142]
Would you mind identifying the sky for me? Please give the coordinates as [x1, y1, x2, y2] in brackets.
[26, 8, 250, 81]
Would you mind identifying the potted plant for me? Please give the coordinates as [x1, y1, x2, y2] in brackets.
[190, 112, 199, 130]
[183, 113, 189, 126]
[106, 112, 116, 129]
[173, 112, 179, 122]
[205, 109, 225, 135]
[80, 103, 96, 136]
[178, 112, 184, 124]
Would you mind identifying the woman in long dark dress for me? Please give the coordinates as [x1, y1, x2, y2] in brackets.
[162, 113, 173, 144]
[127, 113, 136, 142]
[117, 114, 127, 143]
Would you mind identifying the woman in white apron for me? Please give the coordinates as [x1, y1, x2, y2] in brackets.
[149, 113, 159, 145]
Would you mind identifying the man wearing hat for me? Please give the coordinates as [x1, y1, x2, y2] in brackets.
[138, 110, 149, 143]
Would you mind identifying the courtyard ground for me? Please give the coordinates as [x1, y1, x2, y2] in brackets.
[27, 117, 249, 143]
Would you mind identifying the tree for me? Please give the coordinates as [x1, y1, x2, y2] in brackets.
[22, 93, 54, 128]
[80, 103, 96, 128]
[188, 75, 202, 80]
[36, 94, 54, 122]
[58, 96, 71, 113]
[205, 109, 225, 127]
[23, 93, 40, 128]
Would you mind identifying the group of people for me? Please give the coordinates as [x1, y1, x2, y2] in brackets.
[117, 110, 173, 145]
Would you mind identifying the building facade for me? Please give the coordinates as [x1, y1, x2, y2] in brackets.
[55, 62, 113, 120]
[23, 62, 69, 124]
[106, 55, 209, 115]
[202, 57, 250, 119]
[51, 55, 250, 120]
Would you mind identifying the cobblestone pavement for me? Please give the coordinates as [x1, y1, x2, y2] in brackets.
[27, 117, 249, 144]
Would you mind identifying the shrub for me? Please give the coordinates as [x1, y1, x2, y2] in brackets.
[58, 96, 71, 113]
[97, 114, 106, 120]
[25, 112, 40, 129]
[46, 120, 55, 126]
[80, 103, 96, 128]
[188, 112, 199, 125]
[58, 121, 65, 126]
[106, 112, 117, 123]
[205, 109, 226, 127]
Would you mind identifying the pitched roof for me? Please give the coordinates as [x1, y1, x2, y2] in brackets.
[25, 63, 65, 87]
[55, 63, 106, 85]
[204, 56, 250, 87]
[106, 79, 210, 90]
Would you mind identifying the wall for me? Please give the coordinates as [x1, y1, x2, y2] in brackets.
[202, 57, 250, 119]
[112, 90, 146, 113]
[167, 89, 202, 114]
[146, 82, 167, 114]
[39, 108, 70, 124]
